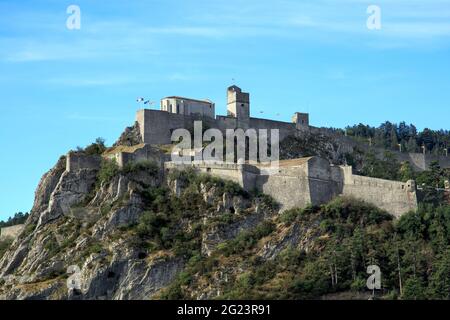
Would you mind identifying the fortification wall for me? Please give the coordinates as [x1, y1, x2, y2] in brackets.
[339, 168, 417, 218]
[164, 161, 254, 190]
[0, 224, 24, 241]
[114, 145, 170, 168]
[136, 108, 450, 172]
[256, 174, 312, 210]
[248, 118, 296, 141]
[137, 109, 297, 145]
[439, 156, 450, 169]
[66, 153, 102, 172]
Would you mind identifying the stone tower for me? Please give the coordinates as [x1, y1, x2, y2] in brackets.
[227, 85, 250, 128]
[292, 112, 309, 129]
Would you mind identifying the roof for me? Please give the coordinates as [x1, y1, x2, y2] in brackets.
[162, 96, 213, 104]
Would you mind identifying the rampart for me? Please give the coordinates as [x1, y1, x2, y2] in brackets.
[137, 108, 449, 173]
[335, 166, 417, 218]
[164, 156, 418, 217]
[105, 144, 169, 168]
[0, 224, 24, 241]
[66, 152, 102, 172]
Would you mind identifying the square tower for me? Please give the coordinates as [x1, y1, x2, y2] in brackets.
[292, 112, 309, 129]
[227, 85, 250, 123]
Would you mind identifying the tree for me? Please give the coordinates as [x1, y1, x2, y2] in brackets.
[402, 277, 426, 300]
[427, 247, 450, 299]
[399, 162, 415, 182]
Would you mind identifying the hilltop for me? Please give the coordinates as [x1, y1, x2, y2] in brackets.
[0, 84, 449, 299]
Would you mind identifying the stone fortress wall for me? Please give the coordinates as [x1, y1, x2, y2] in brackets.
[0, 224, 24, 241]
[164, 157, 417, 218]
[64, 85, 446, 218]
[137, 85, 450, 172]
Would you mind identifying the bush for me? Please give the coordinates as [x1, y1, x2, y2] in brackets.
[0, 239, 13, 260]
[123, 160, 158, 176]
[97, 159, 120, 187]
[280, 209, 301, 225]
[84, 138, 107, 155]
[0, 212, 29, 228]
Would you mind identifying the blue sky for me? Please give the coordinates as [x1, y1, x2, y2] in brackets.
[1, 0, 450, 220]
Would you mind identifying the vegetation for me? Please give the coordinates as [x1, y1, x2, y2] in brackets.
[345, 121, 450, 155]
[158, 195, 450, 300]
[0, 238, 13, 260]
[168, 168, 249, 198]
[76, 137, 107, 155]
[0, 212, 29, 228]
[123, 160, 158, 175]
[96, 159, 120, 187]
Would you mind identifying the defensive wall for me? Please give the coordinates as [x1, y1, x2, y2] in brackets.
[164, 156, 418, 217]
[66, 152, 102, 173]
[0, 224, 24, 241]
[137, 108, 449, 172]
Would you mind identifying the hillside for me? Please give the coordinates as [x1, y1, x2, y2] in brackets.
[0, 127, 449, 300]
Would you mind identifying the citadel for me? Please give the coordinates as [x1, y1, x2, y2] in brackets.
[71, 85, 450, 218]
[2, 85, 449, 241]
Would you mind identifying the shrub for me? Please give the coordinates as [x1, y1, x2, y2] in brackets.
[97, 159, 120, 187]
[84, 138, 107, 155]
[0, 239, 13, 260]
[123, 160, 158, 176]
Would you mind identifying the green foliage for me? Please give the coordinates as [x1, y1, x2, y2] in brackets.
[402, 277, 426, 300]
[359, 151, 401, 181]
[0, 238, 13, 260]
[44, 236, 60, 258]
[123, 160, 158, 176]
[346, 121, 450, 155]
[97, 159, 120, 187]
[154, 190, 450, 300]
[0, 212, 29, 228]
[80, 137, 107, 155]
[168, 168, 248, 198]
[218, 221, 275, 257]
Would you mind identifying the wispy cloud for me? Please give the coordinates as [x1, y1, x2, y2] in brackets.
[1, 0, 450, 64]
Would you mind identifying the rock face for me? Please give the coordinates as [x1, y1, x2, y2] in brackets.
[0, 153, 175, 299]
[113, 122, 143, 147]
[0, 145, 277, 300]
[3, 131, 375, 300]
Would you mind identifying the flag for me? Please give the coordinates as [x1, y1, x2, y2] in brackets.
[136, 97, 144, 103]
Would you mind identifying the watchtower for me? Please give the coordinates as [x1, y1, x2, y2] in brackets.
[227, 85, 250, 127]
[292, 112, 309, 129]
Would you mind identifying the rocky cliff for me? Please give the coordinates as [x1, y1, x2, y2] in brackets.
[1, 129, 447, 300]
[0, 148, 282, 299]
